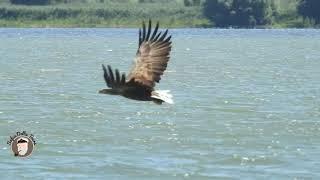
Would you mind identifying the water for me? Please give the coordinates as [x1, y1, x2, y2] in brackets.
[0, 28, 319, 179]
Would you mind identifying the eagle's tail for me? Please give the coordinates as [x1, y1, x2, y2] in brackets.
[151, 90, 174, 104]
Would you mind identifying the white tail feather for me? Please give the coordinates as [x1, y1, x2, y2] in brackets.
[151, 90, 174, 104]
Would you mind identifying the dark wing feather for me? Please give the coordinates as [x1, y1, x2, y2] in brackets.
[126, 20, 172, 89]
[102, 64, 111, 87]
[102, 64, 126, 88]
[107, 65, 114, 83]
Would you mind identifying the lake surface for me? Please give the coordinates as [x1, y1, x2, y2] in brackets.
[0, 28, 319, 179]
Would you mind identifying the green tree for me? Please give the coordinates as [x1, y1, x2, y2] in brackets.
[203, 0, 229, 26]
[203, 0, 276, 27]
[298, 0, 320, 24]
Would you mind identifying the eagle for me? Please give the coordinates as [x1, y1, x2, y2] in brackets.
[99, 20, 173, 104]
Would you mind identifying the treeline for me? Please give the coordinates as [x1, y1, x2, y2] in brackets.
[8, 0, 192, 5]
[1, 0, 320, 28]
[297, 0, 320, 24]
[203, 0, 276, 28]
[203, 0, 320, 28]
[0, 1, 206, 27]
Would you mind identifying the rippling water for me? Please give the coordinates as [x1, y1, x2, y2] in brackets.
[0, 28, 319, 179]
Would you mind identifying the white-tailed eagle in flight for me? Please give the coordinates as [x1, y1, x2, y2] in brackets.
[99, 20, 173, 104]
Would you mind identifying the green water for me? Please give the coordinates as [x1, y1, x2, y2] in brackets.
[0, 28, 319, 179]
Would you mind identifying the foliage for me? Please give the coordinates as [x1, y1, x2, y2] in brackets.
[297, 0, 320, 24]
[0, 1, 209, 27]
[203, 0, 277, 28]
[0, 0, 319, 28]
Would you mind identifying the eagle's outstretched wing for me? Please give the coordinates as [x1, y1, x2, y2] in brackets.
[126, 20, 172, 89]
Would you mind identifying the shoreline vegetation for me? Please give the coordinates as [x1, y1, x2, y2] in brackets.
[0, 0, 319, 28]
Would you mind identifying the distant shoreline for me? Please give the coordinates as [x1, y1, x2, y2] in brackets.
[0, 2, 209, 28]
[0, 21, 207, 28]
[0, 2, 319, 29]
[1, 21, 319, 29]
[0, 22, 319, 29]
